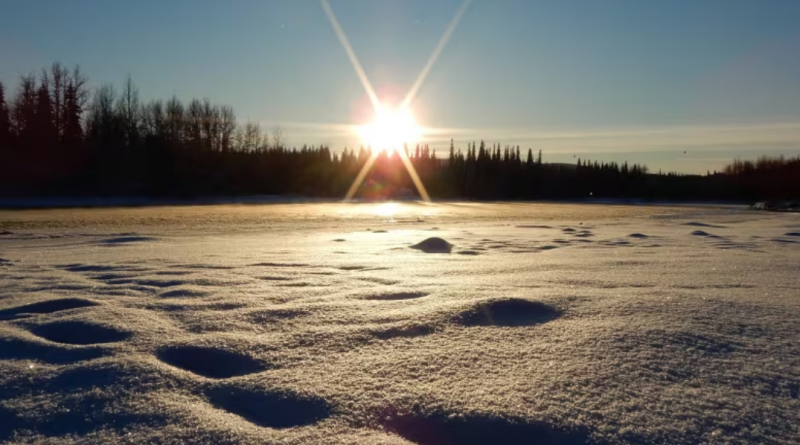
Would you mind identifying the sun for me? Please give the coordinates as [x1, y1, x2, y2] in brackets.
[359, 106, 422, 152]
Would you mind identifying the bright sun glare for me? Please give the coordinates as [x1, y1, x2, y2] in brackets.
[359, 106, 422, 153]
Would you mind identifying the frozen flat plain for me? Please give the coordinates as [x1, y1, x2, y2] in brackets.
[0, 202, 798, 444]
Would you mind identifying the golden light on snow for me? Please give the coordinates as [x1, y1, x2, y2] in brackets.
[359, 106, 422, 153]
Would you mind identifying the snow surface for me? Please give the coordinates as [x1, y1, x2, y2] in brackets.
[0, 202, 799, 444]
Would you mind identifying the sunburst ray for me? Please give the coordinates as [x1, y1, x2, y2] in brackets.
[401, 0, 472, 111]
[320, 0, 381, 111]
[321, 0, 470, 202]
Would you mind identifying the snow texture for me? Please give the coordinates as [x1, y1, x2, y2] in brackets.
[0, 202, 798, 444]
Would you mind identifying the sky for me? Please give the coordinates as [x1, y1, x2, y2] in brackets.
[2, 0, 800, 174]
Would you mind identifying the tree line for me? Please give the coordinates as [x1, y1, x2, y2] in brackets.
[1, 63, 798, 202]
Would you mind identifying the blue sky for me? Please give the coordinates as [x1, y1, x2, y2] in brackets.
[2, 0, 799, 173]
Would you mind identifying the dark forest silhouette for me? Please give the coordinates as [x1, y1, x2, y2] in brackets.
[1, 63, 798, 202]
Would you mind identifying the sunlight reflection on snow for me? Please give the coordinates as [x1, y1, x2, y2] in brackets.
[375, 202, 399, 218]
[334, 201, 437, 220]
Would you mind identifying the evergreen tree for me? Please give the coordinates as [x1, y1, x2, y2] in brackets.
[11, 74, 37, 151]
[0, 82, 11, 150]
[62, 80, 84, 150]
[34, 78, 58, 154]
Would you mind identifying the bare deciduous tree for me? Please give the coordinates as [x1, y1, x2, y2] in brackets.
[165, 96, 184, 143]
[185, 98, 204, 148]
[86, 83, 117, 145]
[141, 99, 166, 138]
[0, 82, 12, 149]
[271, 125, 286, 150]
[236, 121, 263, 152]
[116, 74, 141, 149]
[218, 106, 236, 153]
[201, 98, 219, 151]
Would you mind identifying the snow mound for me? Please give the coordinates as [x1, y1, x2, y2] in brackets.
[100, 236, 159, 245]
[60, 263, 136, 273]
[456, 298, 561, 327]
[383, 411, 591, 445]
[457, 250, 482, 255]
[249, 308, 308, 324]
[372, 323, 436, 340]
[660, 331, 738, 355]
[0, 338, 108, 364]
[30, 321, 131, 345]
[410, 237, 453, 253]
[684, 222, 727, 228]
[0, 298, 98, 320]
[365, 291, 429, 301]
[205, 385, 330, 428]
[159, 288, 210, 298]
[157, 346, 267, 379]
